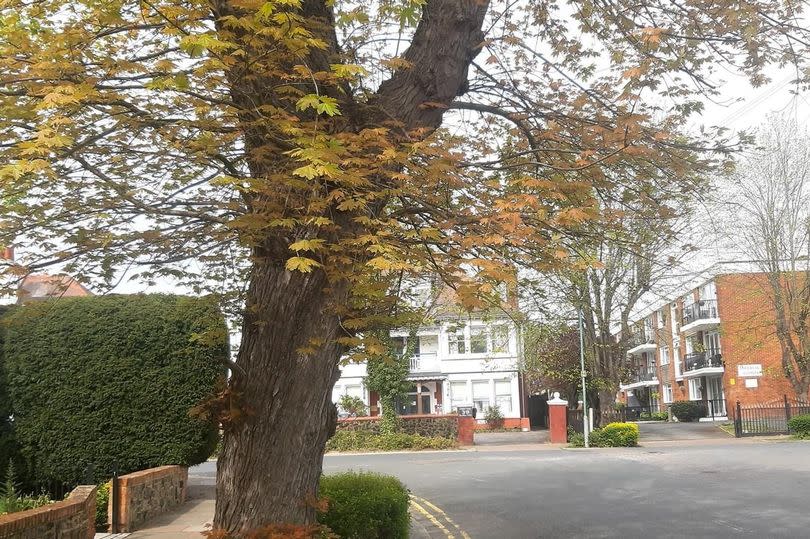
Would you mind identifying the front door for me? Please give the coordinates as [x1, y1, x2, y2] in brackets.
[705, 376, 726, 416]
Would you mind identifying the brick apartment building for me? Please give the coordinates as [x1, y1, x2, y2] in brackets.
[619, 266, 804, 418]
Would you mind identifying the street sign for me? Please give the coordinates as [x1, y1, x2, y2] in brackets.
[737, 364, 762, 377]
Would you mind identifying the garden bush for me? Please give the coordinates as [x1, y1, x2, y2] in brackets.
[568, 423, 639, 447]
[3, 294, 227, 491]
[787, 414, 810, 438]
[326, 430, 456, 452]
[95, 481, 110, 530]
[318, 472, 409, 539]
[669, 401, 704, 422]
[484, 405, 505, 429]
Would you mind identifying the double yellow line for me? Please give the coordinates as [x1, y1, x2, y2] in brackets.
[409, 494, 471, 539]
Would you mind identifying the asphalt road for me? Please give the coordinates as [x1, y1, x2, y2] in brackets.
[190, 440, 810, 538]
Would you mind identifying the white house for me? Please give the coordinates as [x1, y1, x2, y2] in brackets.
[333, 303, 526, 421]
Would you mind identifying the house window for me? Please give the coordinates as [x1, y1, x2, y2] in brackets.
[492, 325, 510, 354]
[663, 384, 673, 403]
[470, 327, 487, 354]
[495, 379, 512, 413]
[448, 330, 466, 354]
[472, 380, 490, 412]
[450, 381, 469, 410]
[660, 345, 670, 366]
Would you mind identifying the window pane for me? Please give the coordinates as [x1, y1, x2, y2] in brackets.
[450, 381, 468, 404]
[495, 380, 511, 395]
[492, 326, 509, 353]
[346, 385, 363, 399]
[448, 331, 466, 354]
[496, 395, 512, 413]
[472, 381, 489, 398]
[470, 327, 487, 354]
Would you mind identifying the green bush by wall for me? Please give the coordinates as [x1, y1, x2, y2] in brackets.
[3, 294, 227, 490]
[318, 472, 410, 539]
[787, 414, 810, 438]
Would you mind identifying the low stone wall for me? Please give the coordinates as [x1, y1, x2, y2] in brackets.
[337, 414, 461, 439]
[0, 485, 96, 539]
[110, 465, 187, 533]
[474, 417, 531, 431]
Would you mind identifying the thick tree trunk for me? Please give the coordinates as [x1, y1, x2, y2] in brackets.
[213, 259, 345, 531]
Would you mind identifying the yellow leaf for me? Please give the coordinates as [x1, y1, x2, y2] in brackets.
[285, 256, 321, 273]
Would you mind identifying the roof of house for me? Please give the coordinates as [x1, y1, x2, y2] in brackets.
[17, 274, 93, 303]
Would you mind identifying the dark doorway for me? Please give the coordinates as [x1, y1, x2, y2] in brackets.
[528, 394, 549, 429]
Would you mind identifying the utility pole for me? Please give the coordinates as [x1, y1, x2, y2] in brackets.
[579, 307, 590, 448]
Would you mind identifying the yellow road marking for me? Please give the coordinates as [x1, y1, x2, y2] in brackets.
[411, 495, 472, 539]
[410, 498, 455, 538]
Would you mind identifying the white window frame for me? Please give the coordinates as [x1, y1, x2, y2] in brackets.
[663, 383, 673, 403]
[472, 380, 490, 412]
[660, 345, 670, 366]
[494, 379, 512, 413]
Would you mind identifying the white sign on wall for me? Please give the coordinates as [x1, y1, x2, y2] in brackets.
[744, 378, 759, 388]
[738, 364, 763, 377]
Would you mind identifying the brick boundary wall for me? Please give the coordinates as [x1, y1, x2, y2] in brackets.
[473, 417, 531, 431]
[109, 465, 188, 533]
[0, 485, 96, 539]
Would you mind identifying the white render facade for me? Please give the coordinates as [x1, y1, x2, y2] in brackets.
[333, 318, 524, 419]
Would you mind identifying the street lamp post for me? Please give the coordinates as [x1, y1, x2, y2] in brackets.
[578, 308, 589, 448]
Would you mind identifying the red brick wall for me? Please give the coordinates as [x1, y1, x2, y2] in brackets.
[473, 417, 530, 431]
[110, 466, 188, 533]
[0, 485, 96, 539]
[716, 273, 802, 405]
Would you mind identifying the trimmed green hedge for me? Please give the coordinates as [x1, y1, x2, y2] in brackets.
[318, 472, 409, 539]
[326, 430, 457, 452]
[569, 422, 639, 447]
[788, 414, 810, 438]
[670, 401, 704, 422]
[3, 294, 227, 490]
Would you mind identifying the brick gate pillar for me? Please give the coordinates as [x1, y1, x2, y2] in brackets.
[548, 392, 569, 444]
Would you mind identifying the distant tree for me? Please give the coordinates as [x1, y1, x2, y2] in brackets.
[726, 114, 810, 399]
[336, 394, 367, 418]
[364, 331, 414, 435]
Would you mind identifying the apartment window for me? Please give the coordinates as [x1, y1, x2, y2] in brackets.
[705, 331, 721, 354]
[472, 380, 490, 412]
[663, 384, 673, 404]
[470, 327, 487, 354]
[657, 308, 667, 329]
[448, 330, 466, 354]
[495, 379, 512, 413]
[660, 345, 670, 366]
[492, 325, 510, 354]
[450, 381, 469, 410]
[688, 379, 702, 400]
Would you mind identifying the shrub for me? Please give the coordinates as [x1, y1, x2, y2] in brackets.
[788, 414, 810, 438]
[318, 472, 409, 539]
[95, 481, 110, 530]
[670, 401, 704, 422]
[0, 462, 51, 515]
[326, 430, 456, 452]
[3, 294, 227, 490]
[568, 423, 638, 447]
[484, 405, 505, 429]
[651, 411, 669, 421]
[337, 395, 367, 417]
[596, 422, 639, 447]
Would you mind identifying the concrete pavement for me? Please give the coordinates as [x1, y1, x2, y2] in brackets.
[636, 420, 732, 441]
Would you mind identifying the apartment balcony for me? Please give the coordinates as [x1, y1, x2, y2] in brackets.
[407, 352, 441, 374]
[681, 350, 724, 378]
[620, 368, 659, 390]
[626, 331, 657, 356]
[681, 299, 720, 335]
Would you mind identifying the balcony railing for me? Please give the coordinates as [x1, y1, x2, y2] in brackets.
[682, 299, 718, 325]
[683, 350, 723, 372]
[627, 330, 655, 349]
[408, 352, 439, 372]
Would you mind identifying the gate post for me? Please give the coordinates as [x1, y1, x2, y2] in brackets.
[734, 401, 742, 438]
[548, 392, 568, 444]
[784, 394, 792, 424]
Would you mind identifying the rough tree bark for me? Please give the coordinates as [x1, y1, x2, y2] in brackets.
[213, 0, 489, 531]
